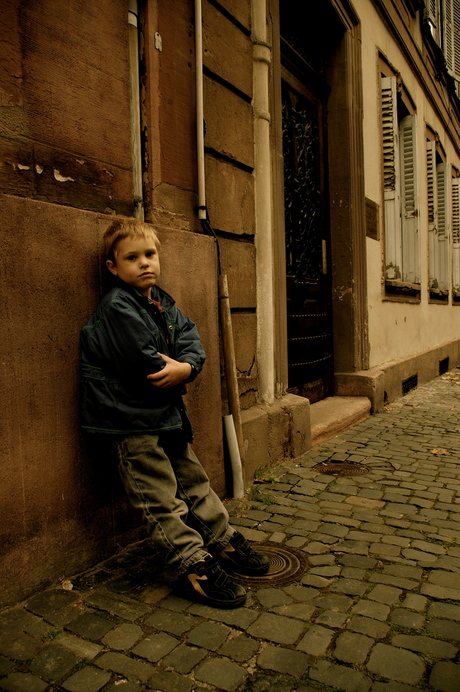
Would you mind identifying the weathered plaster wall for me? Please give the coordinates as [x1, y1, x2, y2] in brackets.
[0, 195, 222, 608]
[142, 0, 258, 408]
[0, 0, 133, 215]
[356, 0, 460, 371]
[0, 0, 311, 607]
[158, 228, 223, 493]
[0, 1, 138, 606]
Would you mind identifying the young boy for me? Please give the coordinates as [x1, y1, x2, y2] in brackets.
[80, 217, 269, 608]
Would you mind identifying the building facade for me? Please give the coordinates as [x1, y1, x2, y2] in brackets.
[1, 0, 460, 605]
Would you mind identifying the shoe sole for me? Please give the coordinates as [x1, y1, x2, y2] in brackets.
[218, 558, 270, 577]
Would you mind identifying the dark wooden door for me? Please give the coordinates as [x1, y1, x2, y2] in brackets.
[282, 73, 333, 403]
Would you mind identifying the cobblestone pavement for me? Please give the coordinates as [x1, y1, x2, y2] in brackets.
[2, 371, 460, 692]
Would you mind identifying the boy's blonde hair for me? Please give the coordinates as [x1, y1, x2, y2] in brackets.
[103, 218, 161, 263]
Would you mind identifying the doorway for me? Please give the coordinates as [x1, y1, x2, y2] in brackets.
[281, 51, 333, 403]
[274, 0, 368, 403]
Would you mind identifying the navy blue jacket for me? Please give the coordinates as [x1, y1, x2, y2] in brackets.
[80, 281, 206, 436]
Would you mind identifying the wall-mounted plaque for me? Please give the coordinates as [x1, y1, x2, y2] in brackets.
[365, 197, 379, 240]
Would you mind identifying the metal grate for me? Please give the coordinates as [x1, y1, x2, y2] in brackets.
[231, 543, 307, 587]
[312, 460, 370, 476]
[402, 374, 418, 395]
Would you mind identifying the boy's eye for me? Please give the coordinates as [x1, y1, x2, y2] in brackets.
[146, 251, 156, 257]
[126, 255, 137, 261]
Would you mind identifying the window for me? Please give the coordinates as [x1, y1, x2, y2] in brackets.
[427, 0, 442, 43]
[381, 73, 420, 296]
[427, 134, 449, 300]
[426, 0, 460, 96]
[445, 0, 460, 94]
[452, 172, 460, 301]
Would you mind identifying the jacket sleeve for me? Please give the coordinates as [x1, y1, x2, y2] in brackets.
[171, 307, 206, 382]
[85, 297, 166, 381]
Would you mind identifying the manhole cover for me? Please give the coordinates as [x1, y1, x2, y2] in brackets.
[312, 460, 370, 476]
[231, 543, 307, 587]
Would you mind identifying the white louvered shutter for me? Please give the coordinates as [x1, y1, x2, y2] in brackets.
[452, 178, 460, 297]
[381, 76, 402, 281]
[436, 161, 448, 293]
[399, 114, 419, 284]
[427, 140, 438, 289]
[445, 0, 460, 84]
[446, 0, 454, 72]
[428, 0, 441, 43]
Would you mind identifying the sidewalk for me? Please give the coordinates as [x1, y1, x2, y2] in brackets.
[1, 371, 460, 692]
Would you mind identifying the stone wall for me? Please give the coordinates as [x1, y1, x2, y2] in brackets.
[0, 195, 222, 608]
[142, 0, 258, 407]
[0, 0, 133, 215]
[0, 0, 312, 607]
[0, 0, 225, 607]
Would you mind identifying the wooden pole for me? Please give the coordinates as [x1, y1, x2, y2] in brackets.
[218, 274, 245, 462]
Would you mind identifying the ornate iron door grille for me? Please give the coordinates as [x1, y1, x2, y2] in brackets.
[282, 81, 333, 401]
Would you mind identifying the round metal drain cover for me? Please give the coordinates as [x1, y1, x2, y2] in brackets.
[231, 543, 307, 587]
[313, 460, 370, 476]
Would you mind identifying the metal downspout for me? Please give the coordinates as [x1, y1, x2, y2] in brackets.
[194, 0, 244, 496]
[253, 0, 275, 405]
[128, 0, 144, 219]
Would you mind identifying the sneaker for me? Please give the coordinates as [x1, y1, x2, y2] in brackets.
[177, 555, 247, 609]
[217, 531, 270, 576]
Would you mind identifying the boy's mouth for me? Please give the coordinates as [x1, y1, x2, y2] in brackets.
[139, 272, 154, 277]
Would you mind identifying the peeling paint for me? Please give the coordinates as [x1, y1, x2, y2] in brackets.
[334, 286, 353, 300]
[53, 169, 74, 182]
[5, 161, 31, 171]
[386, 262, 402, 280]
[35, 164, 43, 174]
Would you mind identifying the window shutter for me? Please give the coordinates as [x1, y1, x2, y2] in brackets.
[381, 76, 402, 281]
[399, 114, 419, 284]
[453, 178, 460, 245]
[426, 140, 437, 230]
[452, 178, 460, 297]
[446, 0, 454, 73]
[437, 163, 447, 240]
[454, 0, 460, 82]
[427, 140, 438, 289]
[445, 0, 460, 86]
[427, 0, 440, 43]
[436, 161, 448, 292]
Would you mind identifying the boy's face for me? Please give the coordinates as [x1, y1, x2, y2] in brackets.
[106, 234, 160, 297]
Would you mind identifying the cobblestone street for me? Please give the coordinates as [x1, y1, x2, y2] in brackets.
[2, 371, 460, 692]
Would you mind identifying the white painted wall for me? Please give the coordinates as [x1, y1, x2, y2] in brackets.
[355, 0, 460, 369]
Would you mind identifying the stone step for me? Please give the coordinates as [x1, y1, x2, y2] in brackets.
[310, 396, 371, 446]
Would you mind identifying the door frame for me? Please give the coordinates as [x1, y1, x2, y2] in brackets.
[269, 0, 368, 395]
[281, 67, 334, 401]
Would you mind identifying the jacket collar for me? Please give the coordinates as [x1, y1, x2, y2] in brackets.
[115, 278, 176, 309]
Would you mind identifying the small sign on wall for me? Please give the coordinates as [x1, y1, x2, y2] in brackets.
[365, 197, 380, 240]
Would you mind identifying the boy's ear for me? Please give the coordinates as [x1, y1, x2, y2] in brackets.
[106, 259, 118, 276]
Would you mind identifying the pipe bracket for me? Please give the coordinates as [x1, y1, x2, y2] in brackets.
[253, 42, 272, 65]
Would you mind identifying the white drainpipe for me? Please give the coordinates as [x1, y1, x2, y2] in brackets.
[253, 0, 275, 404]
[128, 0, 144, 219]
[194, 0, 244, 497]
[194, 0, 207, 222]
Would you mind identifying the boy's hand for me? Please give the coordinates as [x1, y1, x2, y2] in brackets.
[147, 353, 192, 389]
